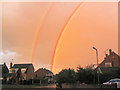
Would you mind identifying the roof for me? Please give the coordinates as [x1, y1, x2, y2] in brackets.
[35, 68, 53, 74]
[0, 63, 9, 77]
[43, 69, 53, 74]
[104, 51, 119, 60]
[13, 64, 33, 68]
[12, 63, 33, 73]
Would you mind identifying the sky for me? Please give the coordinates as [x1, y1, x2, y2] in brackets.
[1, 2, 118, 74]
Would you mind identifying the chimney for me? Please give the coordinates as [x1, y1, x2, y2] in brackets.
[3, 62, 6, 65]
[109, 49, 112, 55]
[106, 54, 108, 57]
[10, 62, 12, 69]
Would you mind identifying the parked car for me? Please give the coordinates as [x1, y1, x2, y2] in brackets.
[103, 78, 120, 88]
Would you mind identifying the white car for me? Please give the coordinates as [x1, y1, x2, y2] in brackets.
[103, 78, 120, 88]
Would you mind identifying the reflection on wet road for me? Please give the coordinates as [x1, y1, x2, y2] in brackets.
[35, 84, 56, 88]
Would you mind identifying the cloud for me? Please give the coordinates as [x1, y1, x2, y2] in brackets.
[0, 50, 17, 63]
[0, 52, 4, 56]
[5, 50, 16, 56]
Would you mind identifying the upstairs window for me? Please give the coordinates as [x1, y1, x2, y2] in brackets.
[9, 68, 18, 73]
[105, 62, 112, 67]
[21, 68, 27, 73]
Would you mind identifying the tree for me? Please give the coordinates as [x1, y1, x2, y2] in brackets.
[76, 65, 94, 84]
[56, 68, 77, 84]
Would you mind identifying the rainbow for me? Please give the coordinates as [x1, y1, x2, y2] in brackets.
[30, 3, 54, 63]
[30, 2, 84, 72]
[51, 2, 84, 73]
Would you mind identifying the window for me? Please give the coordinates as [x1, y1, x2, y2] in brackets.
[9, 69, 13, 73]
[9, 68, 17, 73]
[21, 68, 27, 73]
[105, 62, 112, 67]
[15, 68, 19, 73]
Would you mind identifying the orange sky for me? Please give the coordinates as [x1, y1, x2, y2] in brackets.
[2, 2, 118, 74]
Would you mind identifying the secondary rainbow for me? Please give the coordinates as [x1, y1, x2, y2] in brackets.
[30, 3, 54, 63]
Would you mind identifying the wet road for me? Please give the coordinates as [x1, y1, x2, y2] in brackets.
[35, 84, 56, 88]
[2, 84, 117, 90]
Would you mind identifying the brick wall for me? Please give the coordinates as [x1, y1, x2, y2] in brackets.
[26, 65, 34, 80]
[34, 68, 46, 79]
[99, 51, 120, 68]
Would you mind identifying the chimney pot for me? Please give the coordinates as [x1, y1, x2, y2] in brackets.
[109, 49, 112, 55]
[106, 54, 108, 57]
[10, 62, 13, 69]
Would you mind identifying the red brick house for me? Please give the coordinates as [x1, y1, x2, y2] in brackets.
[9, 63, 35, 84]
[0, 63, 9, 84]
[99, 49, 120, 68]
[97, 49, 120, 73]
[1, 63, 9, 78]
[34, 68, 54, 84]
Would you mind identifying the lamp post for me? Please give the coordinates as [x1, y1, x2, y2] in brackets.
[93, 47, 100, 85]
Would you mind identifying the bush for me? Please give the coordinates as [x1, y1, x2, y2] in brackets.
[76, 66, 94, 84]
[56, 68, 77, 84]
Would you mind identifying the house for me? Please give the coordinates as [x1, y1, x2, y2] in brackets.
[98, 49, 120, 73]
[1, 63, 9, 78]
[12, 63, 35, 80]
[34, 68, 54, 84]
[8, 63, 35, 84]
[99, 49, 120, 68]
[0, 63, 9, 84]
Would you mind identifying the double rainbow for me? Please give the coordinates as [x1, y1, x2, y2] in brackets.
[30, 2, 84, 73]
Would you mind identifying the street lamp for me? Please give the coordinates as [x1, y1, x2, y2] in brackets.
[93, 47, 100, 85]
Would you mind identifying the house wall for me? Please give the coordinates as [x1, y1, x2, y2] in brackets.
[99, 52, 120, 68]
[26, 65, 34, 80]
[2, 63, 9, 75]
[34, 69, 46, 79]
[34, 68, 54, 83]
[2, 63, 9, 78]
